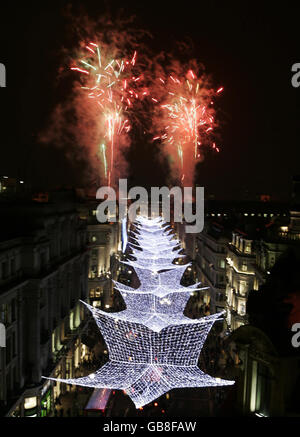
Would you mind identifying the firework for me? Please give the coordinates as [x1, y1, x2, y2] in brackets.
[153, 66, 222, 186]
[97, 143, 108, 180]
[71, 42, 142, 187]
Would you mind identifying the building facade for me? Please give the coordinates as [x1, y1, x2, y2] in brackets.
[225, 230, 256, 331]
[195, 222, 228, 314]
[0, 193, 90, 417]
[227, 325, 300, 416]
[78, 201, 122, 310]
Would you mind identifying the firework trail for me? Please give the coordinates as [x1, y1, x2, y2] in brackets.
[38, 12, 153, 191]
[71, 41, 143, 187]
[152, 61, 223, 186]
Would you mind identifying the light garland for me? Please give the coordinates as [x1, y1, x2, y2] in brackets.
[44, 216, 234, 408]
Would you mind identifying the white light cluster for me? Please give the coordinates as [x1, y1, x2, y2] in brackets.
[44, 216, 234, 408]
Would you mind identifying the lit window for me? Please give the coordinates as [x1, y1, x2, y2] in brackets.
[24, 397, 37, 410]
[240, 280, 246, 294]
[239, 302, 246, 316]
[245, 242, 251, 254]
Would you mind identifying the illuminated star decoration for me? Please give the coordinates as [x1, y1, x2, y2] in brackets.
[43, 216, 234, 408]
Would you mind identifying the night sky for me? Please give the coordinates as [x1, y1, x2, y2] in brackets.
[0, 1, 299, 200]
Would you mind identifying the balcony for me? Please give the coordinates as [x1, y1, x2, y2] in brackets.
[0, 269, 27, 294]
[228, 243, 255, 258]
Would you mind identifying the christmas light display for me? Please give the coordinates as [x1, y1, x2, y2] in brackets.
[44, 216, 234, 408]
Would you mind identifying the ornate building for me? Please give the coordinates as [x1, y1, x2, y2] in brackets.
[77, 200, 122, 310]
[225, 230, 256, 331]
[0, 191, 89, 417]
[195, 222, 228, 314]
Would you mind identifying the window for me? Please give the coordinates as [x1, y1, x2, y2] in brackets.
[6, 336, 11, 365]
[92, 249, 98, 257]
[39, 289, 46, 308]
[216, 292, 225, 302]
[220, 259, 225, 269]
[91, 265, 97, 276]
[241, 263, 247, 272]
[239, 302, 246, 315]
[240, 280, 246, 294]
[66, 362, 70, 379]
[24, 397, 37, 410]
[95, 288, 102, 298]
[218, 274, 225, 284]
[11, 299, 16, 322]
[12, 331, 16, 357]
[40, 252, 46, 268]
[239, 239, 244, 252]
[235, 236, 239, 248]
[254, 362, 271, 416]
[1, 261, 8, 279]
[0, 303, 8, 324]
[10, 258, 15, 275]
[13, 366, 17, 390]
[245, 241, 252, 254]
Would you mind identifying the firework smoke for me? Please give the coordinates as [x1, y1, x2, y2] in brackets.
[70, 41, 145, 187]
[151, 58, 223, 187]
[39, 10, 152, 191]
[39, 7, 223, 191]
